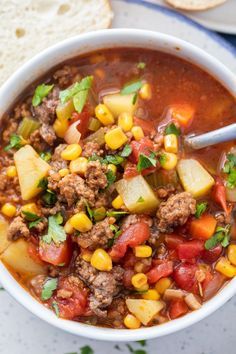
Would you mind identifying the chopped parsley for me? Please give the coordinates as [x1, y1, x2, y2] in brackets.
[164, 122, 181, 136]
[137, 62, 146, 69]
[106, 170, 116, 188]
[40, 151, 52, 162]
[52, 301, 60, 317]
[121, 80, 143, 96]
[84, 200, 94, 220]
[223, 153, 236, 189]
[106, 210, 128, 218]
[205, 225, 231, 250]
[42, 213, 66, 245]
[29, 218, 43, 229]
[4, 134, 24, 151]
[120, 144, 132, 157]
[159, 153, 167, 167]
[32, 83, 54, 107]
[137, 196, 144, 203]
[41, 278, 58, 301]
[22, 211, 43, 229]
[108, 224, 122, 247]
[38, 177, 48, 190]
[80, 346, 94, 354]
[42, 189, 57, 206]
[195, 202, 208, 218]
[137, 152, 157, 172]
[59, 76, 93, 113]
[105, 155, 124, 165]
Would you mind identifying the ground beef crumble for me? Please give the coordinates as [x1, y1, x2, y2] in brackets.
[39, 124, 57, 146]
[7, 216, 30, 241]
[33, 87, 59, 125]
[157, 192, 196, 232]
[82, 142, 103, 158]
[84, 161, 108, 190]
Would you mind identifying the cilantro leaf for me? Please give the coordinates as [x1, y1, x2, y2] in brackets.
[137, 62, 146, 69]
[59, 76, 93, 113]
[205, 225, 230, 250]
[159, 153, 167, 167]
[40, 151, 52, 162]
[32, 84, 54, 107]
[106, 170, 116, 188]
[41, 278, 58, 301]
[88, 153, 104, 163]
[137, 153, 157, 172]
[42, 213, 66, 245]
[84, 200, 94, 220]
[195, 202, 208, 218]
[29, 218, 43, 229]
[52, 301, 60, 317]
[38, 177, 48, 190]
[223, 153, 236, 189]
[121, 80, 143, 95]
[4, 134, 23, 151]
[164, 122, 181, 136]
[80, 346, 94, 354]
[42, 189, 57, 206]
[108, 225, 122, 247]
[105, 155, 124, 165]
[120, 144, 132, 157]
[22, 211, 40, 221]
[106, 211, 128, 217]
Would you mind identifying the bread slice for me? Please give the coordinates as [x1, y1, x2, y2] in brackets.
[165, 0, 227, 11]
[0, 0, 113, 87]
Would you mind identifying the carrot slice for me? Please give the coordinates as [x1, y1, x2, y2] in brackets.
[171, 103, 195, 127]
[189, 214, 217, 240]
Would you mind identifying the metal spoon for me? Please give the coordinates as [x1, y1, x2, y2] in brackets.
[184, 123, 236, 150]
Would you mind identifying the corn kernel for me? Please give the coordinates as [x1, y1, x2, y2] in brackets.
[61, 144, 82, 161]
[139, 83, 152, 100]
[228, 244, 236, 266]
[134, 245, 152, 258]
[131, 273, 148, 289]
[112, 195, 124, 209]
[160, 152, 178, 170]
[70, 157, 88, 175]
[142, 289, 160, 301]
[105, 127, 128, 150]
[1, 203, 17, 217]
[138, 283, 149, 292]
[64, 220, 74, 234]
[59, 168, 70, 177]
[95, 104, 115, 126]
[155, 277, 172, 294]
[118, 112, 133, 132]
[164, 134, 178, 153]
[94, 207, 106, 221]
[21, 203, 39, 216]
[6, 166, 17, 178]
[69, 212, 93, 232]
[91, 248, 112, 271]
[81, 250, 93, 262]
[124, 314, 141, 329]
[131, 126, 144, 141]
[107, 164, 117, 175]
[215, 257, 236, 278]
[53, 118, 69, 138]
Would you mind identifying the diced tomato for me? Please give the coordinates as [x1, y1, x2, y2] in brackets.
[146, 261, 173, 284]
[173, 263, 198, 292]
[202, 271, 225, 301]
[189, 214, 217, 240]
[201, 244, 222, 263]
[50, 276, 88, 319]
[169, 299, 188, 319]
[123, 163, 139, 179]
[110, 222, 150, 261]
[69, 108, 90, 137]
[123, 269, 135, 288]
[177, 240, 204, 260]
[28, 242, 45, 266]
[122, 251, 137, 269]
[171, 103, 195, 128]
[129, 138, 155, 164]
[133, 117, 155, 134]
[165, 234, 185, 249]
[212, 176, 229, 214]
[39, 239, 71, 266]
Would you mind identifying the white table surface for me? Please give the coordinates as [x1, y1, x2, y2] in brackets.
[1, 1, 236, 353]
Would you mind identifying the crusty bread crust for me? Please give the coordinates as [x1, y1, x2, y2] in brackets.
[0, 0, 113, 87]
[165, 0, 227, 11]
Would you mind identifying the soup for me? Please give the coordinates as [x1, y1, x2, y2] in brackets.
[0, 48, 236, 329]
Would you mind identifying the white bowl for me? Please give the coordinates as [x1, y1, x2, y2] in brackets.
[0, 29, 236, 342]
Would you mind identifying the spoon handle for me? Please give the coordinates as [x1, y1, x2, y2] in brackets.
[184, 123, 236, 150]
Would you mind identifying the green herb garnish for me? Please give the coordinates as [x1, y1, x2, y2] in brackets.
[42, 189, 57, 206]
[205, 225, 231, 250]
[137, 196, 144, 203]
[105, 155, 124, 165]
[120, 144, 132, 157]
[84, 200, 94, 220]
[106, 170, 116, 188]
[195, 202, 208, 219]
[32, 83, 54, 107]
[40, 151, 52, 162]
[223, 153, 236, 189]
[41, 278, 58, 301]
[42, 213, 66, 245]
[137, 153, 157, 172]
[29, 218, 43, 229]
[59, 76, 93, 113]
[159, 153, 167, 167]
[38, 177, 48, 190]
[108, 225, 122, 247]
[52, 301, 60, 317]
[106, 211, 128, 217]
[4, 134, 23, 151]
[121, 80, 142, 96]
[137, 62, 146, 69]
[80, 346, 94, 354]
[22, 211, 39, 221]
[164, 122, 181, 136]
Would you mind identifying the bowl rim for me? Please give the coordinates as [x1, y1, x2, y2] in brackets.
[0, 28, 236, 341]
